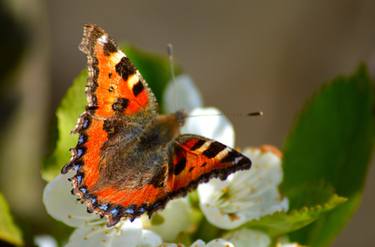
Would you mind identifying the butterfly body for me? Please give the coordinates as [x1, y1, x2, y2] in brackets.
[61, 24, 252, 227]
[96, 111, 185, 190]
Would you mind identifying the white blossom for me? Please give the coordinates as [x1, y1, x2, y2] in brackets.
[190, 239, 234, 247]
[164, 74, 234, 147]
[43, 172, 97, 228]
[224, 229, 305, 247]
[198, 146, 289, 229]
[164, 74, 203, 113]
[277, 244, 305, 247]
[145, 198, 194, 242]
[224, 228, 271, 247]
[162, 239, 234, 247]
[34, 235, 58, 247]
[275, 238, 306, 247]
[181, 107, 235, 148]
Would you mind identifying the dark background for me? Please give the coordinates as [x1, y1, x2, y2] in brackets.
[1, 0, 374, 246]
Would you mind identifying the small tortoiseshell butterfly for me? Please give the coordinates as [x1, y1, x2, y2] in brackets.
[61, 24, 252, 227]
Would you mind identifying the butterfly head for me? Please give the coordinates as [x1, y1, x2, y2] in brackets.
[174, 110, 187, 127]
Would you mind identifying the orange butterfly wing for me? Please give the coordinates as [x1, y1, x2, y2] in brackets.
[91, 134, 251, 227]
[61, 25, 159, 226]
[79, 24, 157, 120]
[166, 134, 252, 194]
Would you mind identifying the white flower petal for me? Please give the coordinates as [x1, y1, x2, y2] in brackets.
[147, 198, 193, 242]
[206, 239, 235, 247]
[225, 229, 271, 247]
[277, 244, 305, 247]
[65, 225, 114, 247]
[43, 173, 98, 227]
[109, 228, 143, 247]
[34, 235, 58, 247]
[160, 244, 179, 247]
[191, 239, 234, 247]
[198, 146, 288, 229]
[164, 74, 203, 113]
[138, 230, 163, 247]
[122, 218, 143, 230]
[275, 237, 305, 247]
[66, 219, 162, 247]
[182, 107, 235, 147]
[190, 240, 205, 247]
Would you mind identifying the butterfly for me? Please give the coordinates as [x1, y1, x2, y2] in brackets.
[61, 24, 252, 227]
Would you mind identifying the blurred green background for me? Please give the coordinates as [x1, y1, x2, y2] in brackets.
[0, 0, 374, 246]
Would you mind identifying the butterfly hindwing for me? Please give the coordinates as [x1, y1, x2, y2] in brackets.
[166, 134, 252, 194]
[86, 134, 252, 227]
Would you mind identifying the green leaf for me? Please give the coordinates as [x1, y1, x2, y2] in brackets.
[0, 193, 23, 246]
[241, 194, 346, 238]
[42, 45, 178, 181]
[42, 70, 87, 181]
[281, 65, 375, 246]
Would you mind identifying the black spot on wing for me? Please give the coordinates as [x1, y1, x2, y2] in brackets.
[203, 141, 226, 158]
[132, 80, 144, 96]
[174, 157, 187, 175]
[221, 150, 240, 163]
[237, 156, 252, 168]
[103, 41, 117, 56]
[112, 98, 129, 112]
[220, 150, 251, 169]
[115, 57, 136, 81]
[191, 139, 205, 151]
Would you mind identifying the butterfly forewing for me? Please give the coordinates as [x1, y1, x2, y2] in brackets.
[79, 24, 158, 121]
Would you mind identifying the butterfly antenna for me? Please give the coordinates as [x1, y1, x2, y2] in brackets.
[167, 43, 178, 110]
[247, 111, 263, 116]
[167, 43, 176, 83]
[188, 111, 264, 118]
